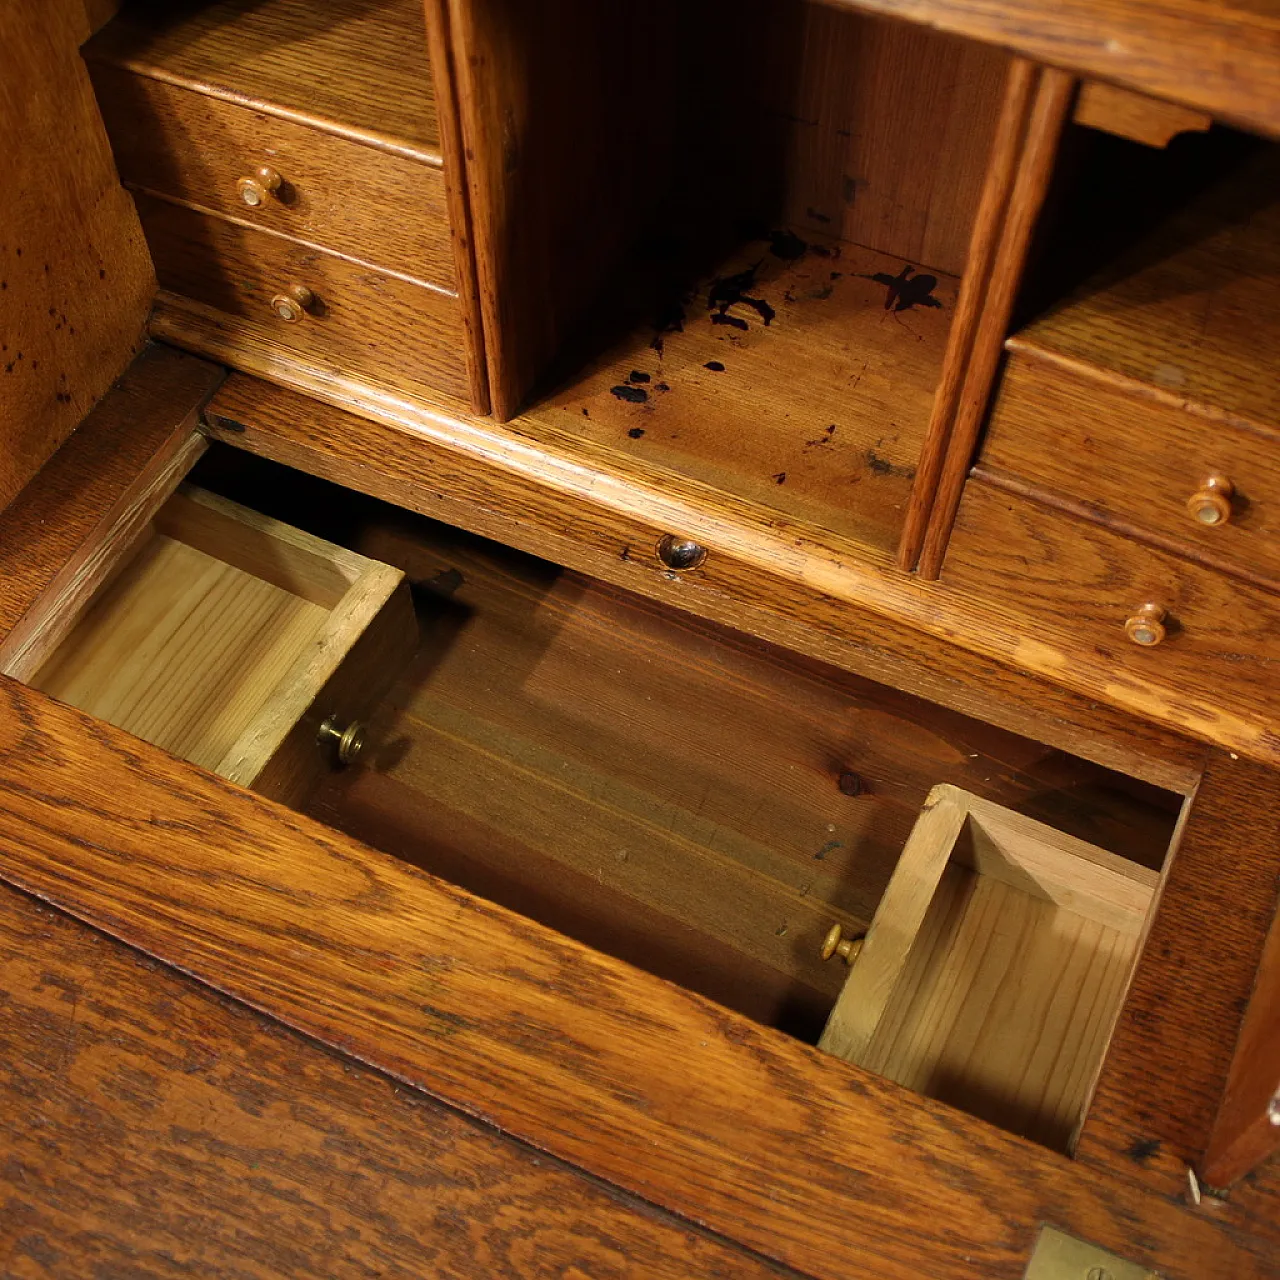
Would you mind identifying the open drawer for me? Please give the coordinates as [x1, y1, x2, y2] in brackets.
[819, 784, 1163, 1152]
[1, 481, 418, 809]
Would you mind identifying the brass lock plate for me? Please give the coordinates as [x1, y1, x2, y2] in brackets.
[1024, 1226, 1157, 1280]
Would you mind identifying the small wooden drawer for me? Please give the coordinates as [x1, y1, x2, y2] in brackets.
[88, 66, 456, 290]
[19, 484, 418, 810]
[819, 784, 1159, 1152]
[136, 194, 471, 404]
[982, 352, 1280, 589]
[944, 481, 1280, 751]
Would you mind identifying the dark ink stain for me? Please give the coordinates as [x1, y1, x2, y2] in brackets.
[1126, 1139, 1161, 1165]
[99, 268, 107, 279]
[14, 247, 21, 257]
[805, 208, 832, 224]
[581, 408, 590, 416]
[708, 264, 775, 329]
[704, 361, 725, 372]
[43, 263, 50, 274]
[627, 427, 646, 439]
[628, 370, 651, 384]
[864, 265, 943, 312]
[655, 382, 670, 392]
[805, 424, 838, 448]
[768, 228, 808, 260]
[864, 448, 915, 478]
[650, 335, 664, 355]
[814, 840, 843, 861]
[772, 472, 787, 485]
[611, 385, 648, 404]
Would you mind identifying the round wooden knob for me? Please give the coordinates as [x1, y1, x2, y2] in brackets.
[1124, 602, 1168, 647]
[821, 923, 864, 966]
[318, 714, 365, 765]
[270, 283, 315, 323]
[1186, 474, 1234, 527]
[237, 165, 283, 208]
[656, 534, 707, 571]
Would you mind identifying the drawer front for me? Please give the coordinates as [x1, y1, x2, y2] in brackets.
[137, 195, 470, 403]
[94, 66, 455, 289]
[945, 481, 1280, 743]
[985, 352, 1280, 587]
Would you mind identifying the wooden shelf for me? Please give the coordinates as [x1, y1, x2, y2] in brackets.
[540, 230, 956, 557]
[84, 0, 440, 163]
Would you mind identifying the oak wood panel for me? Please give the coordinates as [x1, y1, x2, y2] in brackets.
[820, 0, 1280, 139]
[0, 0, 155, 511]
[1204, 893, 1280, 1186]
[444, 0, 681, 418]
[200, 375, 1207, 792]
[981, 355, 1280, 590]
[945, 481, 1280, 760]
[698, 2, 1009, 277]
[137, 196, 470, 402]
[915, 65, 1076, 578]
[0, 885, 794, 1280]
[1076, 752, 1280, 1237]
[0, 681, 1273, 1280]
[84, 0, 441, 162]
[1009, 147, 1280, 437]
[898, 57, 1038, 568]
[0, 345, 222, 645]
[90, 66, 456, 286]
[1074, 81, 1212, 146]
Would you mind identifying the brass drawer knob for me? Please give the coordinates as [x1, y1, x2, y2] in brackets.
[1186, 473, 1234, 527]
[237, 165, 283, 208]
[1124, 602, 1168, 647]
[821, 923, 864, 966]
[318, 714, 365, 765]
[270, 283, 315, 323]
[656, 534, 707, 571]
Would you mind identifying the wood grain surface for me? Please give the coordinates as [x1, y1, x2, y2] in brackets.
[138, 196, 470, 402]
[0, 680, 1270, 1279]
[90, 66, 455, 286]
[200, 375, 1207, 792]
[1074, 80, 1212, 147]
[945, 481, 1280, 753]
[0, 345, 222, 645]
[0, 883, 797, 1280]
[980, 354, 1280, 590]
[0, 0, 155, 511]
[84, 0, 441, 162]
[1076, 751, 1280, 1238]
[819, 0, 1280, 139]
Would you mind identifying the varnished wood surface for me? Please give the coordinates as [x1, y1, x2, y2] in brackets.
[981, 355, 1280, 590]
[201, 375, 1207, 793]
[0, 883, 796, 1280]
[84, 0, 441, 163]
[1073, 81, 1212, 147]
[0, 679, 1272, 1280]
[0, 0, 155, 511]
[0, 345, 222, 643]
[1010, 148, 1280, 436]
[823, 0, 1280, 139]
[1076, 752, 1280, 1241]
[90, 66, 456, 286]
[199, 484, 1176, 1034]
[945, 481, 1280, 756]
[139, 196, 470, 403]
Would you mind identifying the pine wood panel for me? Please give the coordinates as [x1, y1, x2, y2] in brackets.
[1076, 752, 1280, 1241]
[821, 786, 1158, 1152]
[819, 0, 1280, 139]
[84, 0, 440, 162]
[137, 195, 470, 402]
[201, 374, 1208, 791]
[981, 355, 1280, 590]
[0, 884, 793, 1280]
[945, 481, 1280, 759]
[0, 680, 1270, 1280]
[1074, 81, 1212, 147]
[90, 66, 455, 286]
[0, 0, 155, 511]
